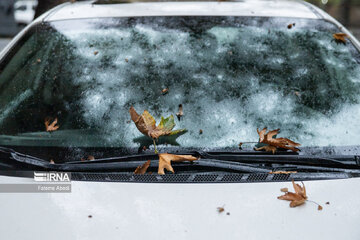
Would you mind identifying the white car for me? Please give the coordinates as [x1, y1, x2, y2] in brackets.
[14, 0, 37, 26]
[1, 1, 360, 239]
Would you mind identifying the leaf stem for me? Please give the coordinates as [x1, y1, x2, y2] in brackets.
[306, 199, 323, 210]
[153, 139, 158, 154]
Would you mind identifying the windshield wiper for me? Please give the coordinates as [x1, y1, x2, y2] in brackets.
[195, 151, 360, 168]
[2, 146, 360, 173]
[0, 147, 270, 173]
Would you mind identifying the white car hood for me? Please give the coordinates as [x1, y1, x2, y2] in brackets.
[0, 175, 359, 240]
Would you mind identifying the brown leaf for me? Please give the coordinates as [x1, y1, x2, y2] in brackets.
[278, 179, 307, 208]
[287, 23, 295, 29]
[176, 104, 183, 121]
[94, 51, 99, 55]
[333, 33, 349, 44]
[318, 205, 323, 211]
[134, 160, 151, 174]
[81, 156, 95, 162]
[45, 118, 59, 132]
[270, 171, 297, 174]
[129, 107, 185, 140]
[280, 187, 288, 192]
[158, 153, 198, 175]
[161, 88, 169, 95]
[254, 145, 277, 154]
[217, 207, 225, 213]
[256, 128, 300, 153]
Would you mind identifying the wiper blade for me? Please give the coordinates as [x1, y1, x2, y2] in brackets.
[0, 146, 52, 169]
[196, 151, 359, 168]
[2, 146, 359, 174]
[62, 157, 270, 173]
[0, 147, 270, 173]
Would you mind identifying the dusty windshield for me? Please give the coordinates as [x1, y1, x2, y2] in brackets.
[0, 16, 360, 156]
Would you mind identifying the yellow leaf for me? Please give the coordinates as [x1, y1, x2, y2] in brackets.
[158, 153, 198, 175]
[134, 160, 151, 175]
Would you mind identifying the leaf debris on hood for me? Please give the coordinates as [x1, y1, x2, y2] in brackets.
[278, 180, 307, 207]
[255, 128, 300, 154]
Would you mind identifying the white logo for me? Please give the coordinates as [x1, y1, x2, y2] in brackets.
[34, 172, 71, 182]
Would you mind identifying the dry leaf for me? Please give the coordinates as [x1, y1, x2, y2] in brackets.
[333, 33, 349, 44]
[278, 179, 307, 208]
[280, 187, 288, 193]
[255, 128, 300, 154]
[270, 171, 297, 174]
[134, 160, 151, 174]
[199, 129, 203, 135]
[217, 207, 225, 213]
[158, 153, 198, 175]
[287, 23, 295, 29]
[176, 104, 183, 121]
[94, 51, 99, 55]
[129, 107, 180, 139]
[129, 107, 186, 152]
[318, 205, 323, 211]
[81, 156, 95, 162]
[254, 145, 277, 154]
[162, 88, 169, 95]
[45, 118, 59, 132]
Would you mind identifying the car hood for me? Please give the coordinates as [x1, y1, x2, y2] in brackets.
[0, 175, 359, 240]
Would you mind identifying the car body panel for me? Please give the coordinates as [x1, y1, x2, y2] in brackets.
[45, 0, 319, 20]
[0, 175, 359, 240]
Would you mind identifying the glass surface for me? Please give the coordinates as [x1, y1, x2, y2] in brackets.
[0, 16, 360, 158]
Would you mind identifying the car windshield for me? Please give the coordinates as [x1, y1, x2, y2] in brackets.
[0, 16, 360, 160]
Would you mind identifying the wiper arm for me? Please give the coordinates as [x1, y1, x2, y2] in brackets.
[0, 147, 270, 173]
[62, 157, 271, 173]
[195, 151, 359, 168]
[2, 146, 358, 173]
[0, 146, 53, 169]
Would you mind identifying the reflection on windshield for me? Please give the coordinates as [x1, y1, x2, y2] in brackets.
[0, 16, 360, 151]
